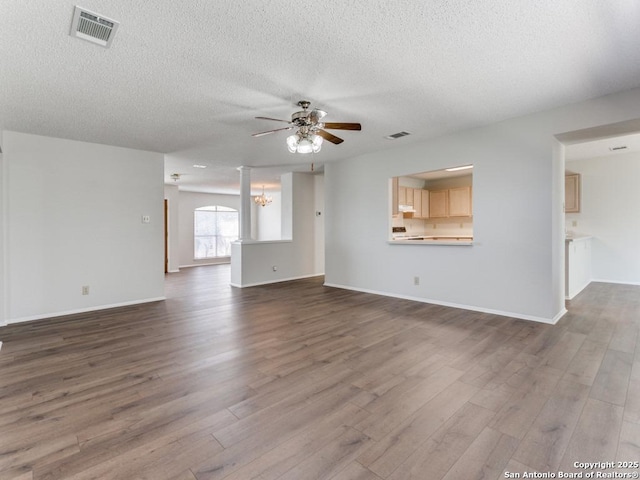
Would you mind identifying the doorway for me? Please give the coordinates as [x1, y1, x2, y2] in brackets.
[556, 118, 640, 301]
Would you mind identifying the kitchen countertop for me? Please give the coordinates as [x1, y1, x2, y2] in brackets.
[390, 236, 473, 246]
[565, 235, 592, 243]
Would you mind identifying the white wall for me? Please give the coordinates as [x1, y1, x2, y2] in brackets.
[255, 192, 282, 241]
[231, 172, 320, 286]
[566, 151, 640, 284]
[3, 131, 165, 323]
[281, 173, 293, 240]
[0, 150, 6, 325]
[324, 88, 640, 323]
[288, 172, 317, 277]
[177, 190, 239, 267]
[314, 174, 325, 274]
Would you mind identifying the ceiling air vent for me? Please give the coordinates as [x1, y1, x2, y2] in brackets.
[385, 131, 411, 140]
[609, 145, 628, 151]
[70, 6, 119, 48]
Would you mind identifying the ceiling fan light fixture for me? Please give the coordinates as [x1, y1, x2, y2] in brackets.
[287, 132, 322, 154]
[298, 137, 313, 154]
[253, 100, 359, 152]
[286, 133, 301, 153]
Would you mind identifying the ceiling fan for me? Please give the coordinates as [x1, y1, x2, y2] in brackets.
[252, 100, 361, 153]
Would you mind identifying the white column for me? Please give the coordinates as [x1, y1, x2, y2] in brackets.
[237, 166, 252, 242]
[0, 150, 6, 325]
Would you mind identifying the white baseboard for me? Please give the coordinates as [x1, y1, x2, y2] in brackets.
[591, 278, 640, 286]
[566, 280, 592, 300]
[231, 273, 323, 289]
[7, 297, 166, 325]
[179, 261, 230, 269]
[324, 283, 564, 325]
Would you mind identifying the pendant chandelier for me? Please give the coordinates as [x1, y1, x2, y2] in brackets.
[253, 185, 273, 207]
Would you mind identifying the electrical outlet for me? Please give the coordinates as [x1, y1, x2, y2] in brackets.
[272, 266, 278, 272]
[141, 215, 151, 224]
[82, 285, 90, 295]
[414, 276, 420, 286]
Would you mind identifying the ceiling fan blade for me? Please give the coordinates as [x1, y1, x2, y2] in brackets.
[317, 129, 344, 145]
[252, 126, 295, 137]
[309, 109, 327, 124]
[255, 116, 292, 124]
[323, 122, 362, 131]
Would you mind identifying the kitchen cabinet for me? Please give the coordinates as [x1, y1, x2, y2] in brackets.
[565, 174, 580, 213]
[398, 186, 406, 206]
[429, 186, 472, 218]
[412, 189, 422, 217]
[420, 189, 429, 219]
[399, 187, 429, 218]
[413, 188, 429, 218]
[429, 190, 448, 218]
[449, 186, 472, 217]
[398, 187, 413, 207]
[412, 188, 430, 218]
[391, 177, 399, 215]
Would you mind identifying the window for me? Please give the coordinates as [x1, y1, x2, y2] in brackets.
[194, 206, 238, 259]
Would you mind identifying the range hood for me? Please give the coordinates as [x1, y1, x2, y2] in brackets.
[398, 204, 416, 213]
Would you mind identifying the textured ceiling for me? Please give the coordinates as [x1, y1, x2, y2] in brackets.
[1, 1, 640, 194]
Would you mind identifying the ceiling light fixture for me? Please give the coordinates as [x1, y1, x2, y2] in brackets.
[254, 185, 273, 207]
[445, 165, 474, 172]
[192, 164, 207, 168]
[286, 132, 323, 154]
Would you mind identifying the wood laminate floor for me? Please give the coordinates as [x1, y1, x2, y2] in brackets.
[1, 266, 639, 480]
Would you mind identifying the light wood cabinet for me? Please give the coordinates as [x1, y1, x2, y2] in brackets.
[421, 190, 430, 219]
[391, 177, 399, 215]
[412, 188, 422, 218]
[398, 187, 414, 207]
[411, 189, 430, 218]
[429, 190, 448, 218]
[448, 186, 472, 217]
[565, 174, 580, 213]
[429, 186, 472, 218]
[398, 186, 406, 206]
